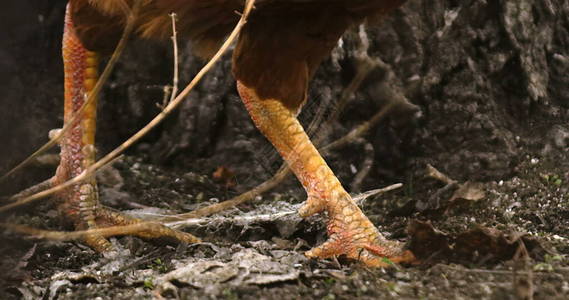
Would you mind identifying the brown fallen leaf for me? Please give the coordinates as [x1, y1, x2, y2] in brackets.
[407, 220, 547, 265]
[421, 165, 486, 213]
[406, 220, 451, 262]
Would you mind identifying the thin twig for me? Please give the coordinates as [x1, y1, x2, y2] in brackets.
[424, 164, 458, 209]
[513, 241, 534, 300]
[165, 183, 402, 229]
[350, 139, 375, 193]
[168, 12, 179, 105]
[426, 164, 457, 185]
[321, 100, 396, 154]
[156, 13, 179, 110]
[352, 183, 403, 202]
[0, 0, 257, 213]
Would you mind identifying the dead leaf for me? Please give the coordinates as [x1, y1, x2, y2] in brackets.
[449, 181, 486, 203]
[407, 220, 547, 265]
[157, 248, 302, 293]
[406, 220, 451, 262]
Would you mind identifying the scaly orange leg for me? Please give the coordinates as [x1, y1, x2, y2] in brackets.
[237, 81, 415, 267]
[49, 4, 199, 251]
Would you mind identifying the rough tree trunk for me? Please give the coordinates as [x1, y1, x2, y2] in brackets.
[1, 0, 567, 194]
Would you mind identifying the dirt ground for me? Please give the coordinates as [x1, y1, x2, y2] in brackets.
[1, 0, 569, 299]
[1, 150, 568, 299]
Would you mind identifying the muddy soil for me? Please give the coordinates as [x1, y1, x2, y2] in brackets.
[1, 1, 568, 299]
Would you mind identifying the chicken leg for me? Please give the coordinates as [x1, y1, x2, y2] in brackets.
[51, 4, 199, 252]
[237, 81, 414, 266]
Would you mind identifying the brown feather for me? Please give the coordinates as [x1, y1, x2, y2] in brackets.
[87, 0, 131, 16]
[69, 0, 406, 108]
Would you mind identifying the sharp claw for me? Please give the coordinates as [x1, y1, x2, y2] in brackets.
[302, 196, 415, 267]
[305, 233, 344, 258]
[363, 243, 392, 258]
[306, 231, 415, 267]
[347, 248, 392, 267]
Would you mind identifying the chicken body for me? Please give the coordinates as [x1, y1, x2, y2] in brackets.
[71, 0, 405, 109]
[54, 0, 414, 266]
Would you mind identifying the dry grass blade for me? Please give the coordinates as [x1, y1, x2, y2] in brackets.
[164, 183, 403, 229]
[1, 222, 170, 242]
[166, 12, 180, 107]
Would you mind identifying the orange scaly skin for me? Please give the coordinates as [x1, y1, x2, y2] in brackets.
[237, 82, 415, 266]
[52, 4, 200, 251]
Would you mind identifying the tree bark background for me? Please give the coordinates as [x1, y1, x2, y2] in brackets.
[1, 0, 568, 196]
